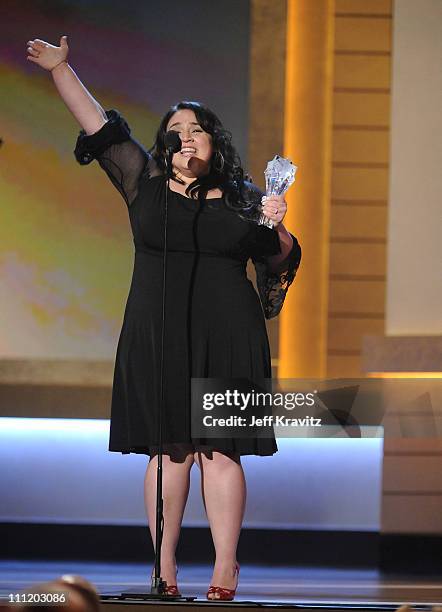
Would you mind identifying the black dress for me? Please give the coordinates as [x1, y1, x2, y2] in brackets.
[74, 109, 301, 460]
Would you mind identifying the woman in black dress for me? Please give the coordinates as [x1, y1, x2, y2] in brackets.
[26, 36, 301, 599]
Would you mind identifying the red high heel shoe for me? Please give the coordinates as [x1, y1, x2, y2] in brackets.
[150, 567, 181, 597]
[206, 563, 240, 601]
[163, 585, 181, 597]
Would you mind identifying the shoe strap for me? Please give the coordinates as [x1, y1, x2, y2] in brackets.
[207, 586, 235, 595]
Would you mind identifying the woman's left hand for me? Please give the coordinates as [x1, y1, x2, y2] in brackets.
[260, 194, 287, 228]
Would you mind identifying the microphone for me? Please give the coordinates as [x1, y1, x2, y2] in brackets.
[164, 130, 181, 179]
[164, 130, 181, 153]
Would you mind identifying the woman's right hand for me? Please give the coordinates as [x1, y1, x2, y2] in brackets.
[26, 36, 69, 71]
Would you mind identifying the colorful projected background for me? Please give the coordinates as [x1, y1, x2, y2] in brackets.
[0, 0, 250, 358]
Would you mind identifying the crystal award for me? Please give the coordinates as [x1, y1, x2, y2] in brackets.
[258, 155, 298, 229]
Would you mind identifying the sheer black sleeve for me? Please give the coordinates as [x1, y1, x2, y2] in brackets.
[74, 109, 161, 206]
[252, 229, 301, 319]
[241, 181, 302, 319]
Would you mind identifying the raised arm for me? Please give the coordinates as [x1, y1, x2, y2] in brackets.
[26, 36, 160, 206]
[26, 36, 106, 134]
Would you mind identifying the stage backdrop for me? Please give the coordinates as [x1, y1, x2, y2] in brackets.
[0, 0, 250, 359]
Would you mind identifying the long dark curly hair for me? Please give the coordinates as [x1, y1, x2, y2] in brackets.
[149, 100, 256, 214]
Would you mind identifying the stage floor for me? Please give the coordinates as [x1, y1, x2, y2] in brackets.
[1, 561, 441, 608]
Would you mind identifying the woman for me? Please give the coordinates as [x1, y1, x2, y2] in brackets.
[26, 36, 301, 600]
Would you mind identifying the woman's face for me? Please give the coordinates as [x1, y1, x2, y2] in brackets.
[166, 109, 214, 179]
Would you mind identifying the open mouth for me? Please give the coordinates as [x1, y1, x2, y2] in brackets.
[180, 147, 197, 156]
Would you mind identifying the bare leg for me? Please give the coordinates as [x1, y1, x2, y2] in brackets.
[144, 452, 194, 586]
[194, 450, 246, 596]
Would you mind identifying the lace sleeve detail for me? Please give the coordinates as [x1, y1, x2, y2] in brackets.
[238, 180, 302, 319]
[251, 225, 302, 320]
[73, 108, 161, 206]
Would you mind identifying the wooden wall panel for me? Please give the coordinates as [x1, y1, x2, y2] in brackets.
[329, 279, 385, 313]
[335, 0, 392, 15]
[382, 495, 442, 534]
[327, 2, 391, 381]
[329, 243, 386, 276]
[383, 455, 442, 492]
[363, 335, 442, 535]
[333, 92, 390, 126]
[334, 55, 390, 89]
[333, 130, 389, 164]
[328, 317, 384, 351]
[383, 436, 442, 534]
[332, 167, 389, 200]
[335, 17, 391, 52]
[330, 205, 388, 239]
[383, 437, 442, 454]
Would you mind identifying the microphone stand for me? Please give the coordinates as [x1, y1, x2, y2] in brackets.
[120, 145, 193, 602]
[150, 147, 173, 596]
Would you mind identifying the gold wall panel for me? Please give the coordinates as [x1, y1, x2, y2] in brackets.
[335, 16, 391, 52]
[330, 243, 386, 276]
[330, 204, 388, 239]
[333, 92, 390, 126]
[332, 167, 389, 200]
[329, 279, 386, 313]
[334, 55, 390, 89]
[335, 0, 392, 14]
[328, 316, 385, 351]
[333, 129, 389, 164]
